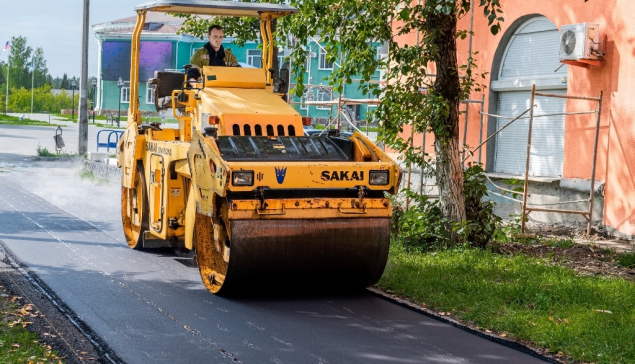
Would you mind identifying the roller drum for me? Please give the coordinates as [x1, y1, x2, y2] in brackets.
[203, 217, 390, 294]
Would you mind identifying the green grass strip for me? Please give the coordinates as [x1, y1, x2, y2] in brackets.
[0, 291, 63, 363]
[0, 115, 53, 126]
[378, 243, 635, 363]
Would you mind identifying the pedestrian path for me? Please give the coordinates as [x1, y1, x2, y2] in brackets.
[1, 113, 123, 156]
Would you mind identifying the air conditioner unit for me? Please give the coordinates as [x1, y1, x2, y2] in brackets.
[559, 23, 603, 61]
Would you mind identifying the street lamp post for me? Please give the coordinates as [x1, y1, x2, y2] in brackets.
[71, 80, 76, 121]
[91, 78, 97, 124]
[117, 77, 123, 128]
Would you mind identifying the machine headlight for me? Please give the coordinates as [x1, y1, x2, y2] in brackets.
[232, 171, 254, 186]
[369, 170, 389, 185]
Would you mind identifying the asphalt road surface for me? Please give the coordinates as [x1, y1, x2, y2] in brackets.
[0, 120, 548, 363]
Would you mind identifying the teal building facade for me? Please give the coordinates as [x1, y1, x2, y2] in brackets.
[93, 13, 383, 125]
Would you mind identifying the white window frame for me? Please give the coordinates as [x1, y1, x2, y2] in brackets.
[304, 50, 312, 72]
[146, 87, 155, 104]
[316, 89, 331, 110]
[300, 94, 308, 110]
[247, 49, 262, 68]
[121, 87, 130, 103]
[318, 48, 333, 70]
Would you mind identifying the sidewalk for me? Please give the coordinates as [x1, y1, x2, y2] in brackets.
[1, 113, 123, 156]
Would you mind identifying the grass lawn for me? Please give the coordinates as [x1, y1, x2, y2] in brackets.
[0, 286, 62, 363]
[0, 115, 54, 126]
[378, 242, 635, 363]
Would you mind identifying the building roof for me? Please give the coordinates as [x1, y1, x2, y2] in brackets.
[93, 13, 184, 35]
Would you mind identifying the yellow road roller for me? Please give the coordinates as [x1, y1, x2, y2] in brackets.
[118, 0, 402, 294]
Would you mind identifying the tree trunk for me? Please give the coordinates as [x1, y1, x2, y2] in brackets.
[431, 10, 467, 243]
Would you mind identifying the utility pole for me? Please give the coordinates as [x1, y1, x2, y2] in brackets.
[4, 59, 8, 114]
[78, 0, 90, 155]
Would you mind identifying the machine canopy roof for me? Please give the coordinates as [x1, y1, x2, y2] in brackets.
[134, 0, 298, 18]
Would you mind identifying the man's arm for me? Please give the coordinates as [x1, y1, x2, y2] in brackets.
[188, 48, 205, 83]
[225, 49, 240, 67]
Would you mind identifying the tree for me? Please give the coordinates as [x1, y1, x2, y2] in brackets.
[0, 60, 6, 86]
[32, 47, 49, 88]
[60, 73, 69, 90]
[176, 0, 504, 244]
[7, 36, 33, 89]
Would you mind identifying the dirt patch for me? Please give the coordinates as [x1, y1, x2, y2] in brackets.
[492, 242, 635, 280]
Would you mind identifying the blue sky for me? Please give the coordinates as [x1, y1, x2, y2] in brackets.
[0, 0, 141, 78]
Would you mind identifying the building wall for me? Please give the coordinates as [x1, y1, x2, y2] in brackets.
[99, 37, 263, 113]
[398, 0, 635, 236]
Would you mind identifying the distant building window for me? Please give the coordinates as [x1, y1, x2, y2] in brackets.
[121, 87, 130, 103]
[247, 49, 262, 68]
[300, 88, 314, 110]
[318, 48, 333, 70]
[316, 89, 331, 110]
[305, 50, 312, 71]
[146, 87, 155, 104]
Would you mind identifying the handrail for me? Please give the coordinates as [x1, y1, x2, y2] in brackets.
[96, 129, 124, 152]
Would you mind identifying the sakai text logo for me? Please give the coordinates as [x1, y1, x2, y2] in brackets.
[321, 170, 364, 181]
[146, 142, 172, 156]
[275, 167, 287, 184]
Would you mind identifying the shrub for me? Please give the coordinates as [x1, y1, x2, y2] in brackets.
[392, 163, 500, 250]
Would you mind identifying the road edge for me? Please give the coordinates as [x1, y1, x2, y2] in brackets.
[0, 239, 126, 364]
[366, 287, 563, 364]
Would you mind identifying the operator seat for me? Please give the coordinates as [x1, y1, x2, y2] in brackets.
[148, 71, 186, 111]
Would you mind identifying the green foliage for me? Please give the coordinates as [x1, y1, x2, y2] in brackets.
[379, 244, 635, 364]
[0, 289, 62, 363]
[393, 164, 500, 249]
[617, 252, 635, 269]
[175, 14, 261, 48]
[36, 144, 56, 157]
[463, 163, 500, 248]
[78, 167, 109, 185]
[7, 85, 76, 113]
[0, 114, 50, 126]
[36, 143, 76, 158]
[60, 73, 69, 90]
[2, 36, 49, 90]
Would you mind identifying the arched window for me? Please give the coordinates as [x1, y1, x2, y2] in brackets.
[491, 17, 567, 177]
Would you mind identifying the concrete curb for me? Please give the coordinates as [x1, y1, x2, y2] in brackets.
[366, 287, 563, 364]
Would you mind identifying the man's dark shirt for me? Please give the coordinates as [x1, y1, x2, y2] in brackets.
[187, 43, 228, 80]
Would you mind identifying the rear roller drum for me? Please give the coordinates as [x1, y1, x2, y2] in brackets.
[121, 169, 148, 249]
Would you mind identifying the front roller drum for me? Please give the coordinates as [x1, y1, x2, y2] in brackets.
[196, 215, 390, 295]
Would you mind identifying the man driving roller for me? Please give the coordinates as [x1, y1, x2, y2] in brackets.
[187, 25, 239, 83]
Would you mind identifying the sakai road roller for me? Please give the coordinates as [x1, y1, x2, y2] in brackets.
[117, 0, 402, 294]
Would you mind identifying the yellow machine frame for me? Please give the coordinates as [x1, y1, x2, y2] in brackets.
[118, 1, 402, 294]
